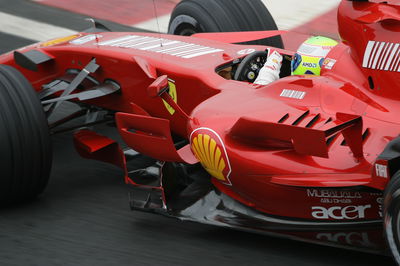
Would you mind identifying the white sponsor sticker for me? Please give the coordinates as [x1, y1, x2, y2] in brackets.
[70, 34, 102, 45]
[311, 205, 371, 220]
[363, 40, 400, 72]
[280, 89, 306, 99]
[375, 164, 388, 178]
[98, 35, 224, 59]
[323, 58, 336, 69]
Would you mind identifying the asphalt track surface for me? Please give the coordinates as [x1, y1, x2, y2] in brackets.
[0, 1, 397, 265]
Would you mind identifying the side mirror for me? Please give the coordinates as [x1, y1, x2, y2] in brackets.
[147, 75, 169, 98]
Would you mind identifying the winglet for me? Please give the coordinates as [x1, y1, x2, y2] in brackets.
[134, 56, 158, 79]
[229, 112, 363, 158]
[116, 113, 198, 164]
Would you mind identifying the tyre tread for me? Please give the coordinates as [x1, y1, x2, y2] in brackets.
[0, 65, 51, 204]
[169, 0, 284, 48]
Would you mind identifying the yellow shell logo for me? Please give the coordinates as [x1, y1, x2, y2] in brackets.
[191, 129, 231, 185]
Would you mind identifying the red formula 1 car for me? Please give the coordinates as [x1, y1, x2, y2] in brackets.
[1, 0, 400, 263]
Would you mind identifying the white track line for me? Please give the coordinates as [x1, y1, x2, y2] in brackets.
[133, 0, 341, 33]
[0, 0, 342, 42]
[0, 11, 76, 42]
[264, 0, 341, 30]
[133, 14, 171, 33]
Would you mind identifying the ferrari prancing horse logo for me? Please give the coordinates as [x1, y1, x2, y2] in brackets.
[163, 79, 177, 115]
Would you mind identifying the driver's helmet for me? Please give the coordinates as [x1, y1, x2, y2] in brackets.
[291, 36, 338, 76]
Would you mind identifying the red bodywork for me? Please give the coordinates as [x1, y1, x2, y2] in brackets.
[1, 1, 399, 225]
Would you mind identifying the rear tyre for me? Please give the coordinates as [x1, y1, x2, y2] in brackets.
[0, 64, 52, 205]
[168, 0, 284, 48]
[383, 171, 400, 264]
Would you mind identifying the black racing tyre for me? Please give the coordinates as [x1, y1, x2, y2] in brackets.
[168, 0, 284, 48]
[0, 64, 52, 205]
[384, 171, 400, 265]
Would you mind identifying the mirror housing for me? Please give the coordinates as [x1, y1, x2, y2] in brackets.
[147, 75, 169, 98]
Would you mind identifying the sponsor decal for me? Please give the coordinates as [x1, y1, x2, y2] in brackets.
[190, 128, 232, 185]
[237, 48, 256, 55]
[98, 35, 223, 59]
[377, 197, 383, 218]
[320, 198, 352, 204]
[369, 192, 382, 196]
[363, 40, 400, 72]
[317, 232, 375, 248]
[375, 163, 388, 178]
[280, 89, 306, 100]
[70, 34, 102, 45]
[40, 34, 80, 47]
[311, 205, 371, 220]
[307, 189, 362, 199]
[302, 62, 317, 68]
[162, 79, 178, 115]
[322, 58, 336, 69]
[307, 189, 365, 205]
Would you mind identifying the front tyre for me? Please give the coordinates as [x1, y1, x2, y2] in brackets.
[0, 65, 52, 205]
[384, 171, 400, 265]
[168, 0, 284, 48]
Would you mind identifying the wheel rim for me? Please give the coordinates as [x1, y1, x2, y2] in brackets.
[169, 15, 204, 36]
[385, 190, 400, 265]
[386, 215, 400, 264]
[176, 25, 199, 36]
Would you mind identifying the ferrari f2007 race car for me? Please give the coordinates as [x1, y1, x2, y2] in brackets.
[1, 0, 400, 263]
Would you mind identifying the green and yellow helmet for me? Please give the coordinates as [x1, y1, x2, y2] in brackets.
[291, 36, 338, 76]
